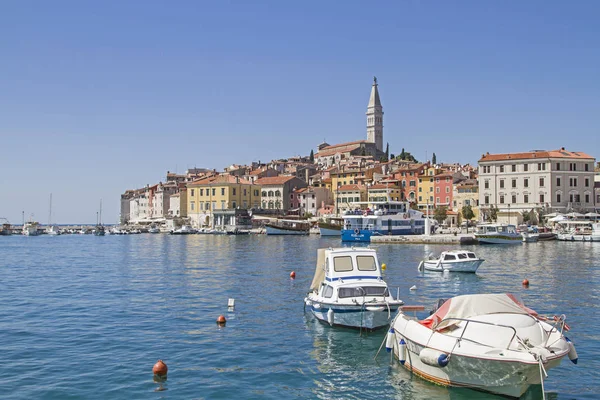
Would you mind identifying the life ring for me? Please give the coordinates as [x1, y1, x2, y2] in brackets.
[354, 228, 360, 234]
[403, 213, 408, 218]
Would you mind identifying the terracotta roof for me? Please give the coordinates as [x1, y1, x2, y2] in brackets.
[369, 184, 398, 190]
[254, 176, 297, 185]
[189, 174, 252, 186]
[322, 178, 332, 184]
[337, 184, 364, 191]
[479, 149, 594, 162]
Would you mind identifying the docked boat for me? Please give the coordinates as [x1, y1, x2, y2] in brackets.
[537, 226, 557, 241]
[341, 201, 428, 242]
[521, 231, 539, 243]
[23, 221, 40, 236]
[474, 223, 522, 244]
[148, 225, 160, 234]
[0, 221, 12, 236]
[170, 225, 197, 235]
[265, 219, 310, 235]
[387, 293, 577, 398]
[556, 221, 600, 242]
[418, 250, 484, 273]
[304, 247, 403, 330]
[317, 217, 343, 236]
[46, 225, 61, 235]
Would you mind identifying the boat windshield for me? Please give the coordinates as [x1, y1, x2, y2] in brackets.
[338, 286, 389, 298]
[333, 256, 353, 272]
[356, 256, 377, 271]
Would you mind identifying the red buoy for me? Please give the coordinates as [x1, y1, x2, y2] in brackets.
[522, 279, 530, 287]
[216, 315, 227, 325]
[152, 360, 168, 376]
[290, 271, 296, 279]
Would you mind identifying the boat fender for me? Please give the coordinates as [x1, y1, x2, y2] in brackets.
[419, 348, 450, 368]
[327, 308, 334, 326]
[398, 339, 406, 365]
[566, 337, 578, 364]
[385, 328, 395, 353]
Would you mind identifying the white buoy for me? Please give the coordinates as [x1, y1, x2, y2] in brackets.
[228, 298, 235, 308]
[398, 339, 406, 364]
[410, 285, 417, 291]
[327, 309, 334, 326]
[385, 328, 395, 353]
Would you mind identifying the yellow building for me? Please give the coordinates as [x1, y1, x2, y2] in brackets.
[453, 181, 480, 222]
[187, 175, 261, 227]
[417, 165, 438, 210]
[331, 166, 382, 208]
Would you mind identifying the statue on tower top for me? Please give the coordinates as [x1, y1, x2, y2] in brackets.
[373, 76, 377, 84]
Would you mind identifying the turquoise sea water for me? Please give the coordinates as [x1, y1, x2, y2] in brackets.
[1, 235, 598, 399]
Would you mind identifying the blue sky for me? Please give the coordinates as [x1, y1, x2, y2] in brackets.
[1, 1, 599, 224]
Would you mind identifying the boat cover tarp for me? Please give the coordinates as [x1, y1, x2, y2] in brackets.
[309, 249, 327, 292]
[420, 293, 537, 330]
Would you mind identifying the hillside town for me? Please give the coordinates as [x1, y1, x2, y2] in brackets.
[119, 78, 600, 232]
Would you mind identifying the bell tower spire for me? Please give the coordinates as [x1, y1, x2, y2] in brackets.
[366, 76, 383, 152]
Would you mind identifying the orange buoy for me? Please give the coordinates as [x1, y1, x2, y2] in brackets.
[152, 359, 168, 376]
[290, 271, 296, 279]
[216, 315, 227, 325]
[522, 279, 530, 287]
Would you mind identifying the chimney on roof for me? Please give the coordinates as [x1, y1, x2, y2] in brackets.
[561, 147, 565, 151]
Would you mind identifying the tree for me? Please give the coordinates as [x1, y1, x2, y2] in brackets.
[462, 204, 475, 232]
[309, 150, 314, 163]
[433, 206, 448, 225]
[489, 206, 499, 222]
[390, 153, 395, 159]
[385, 143, 389, 161]
[400, 148, 406, 160]
[521, 210, 531, 224]
[432, 152, 437, 165]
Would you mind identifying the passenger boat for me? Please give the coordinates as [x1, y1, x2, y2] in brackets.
[23, 221, 40, 236]
[556, 221, 600, 242]
[418, 250, 484, 273]
[170, 225, 197, 235]
[0, 222, 12, 236]
[474, 223, 521, 244]
[304, 247, 403, 330]
[387, 293, 577, 398]
[265, 219, 310, 235]
[317, 217, 343, 236]
[341, 201, 428, 242]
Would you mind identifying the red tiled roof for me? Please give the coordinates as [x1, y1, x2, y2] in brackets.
[189, 174, 252, 186]
[337, 184, 365, 191]
[254, 176, 297, 185]
[479, 149, 594, 162]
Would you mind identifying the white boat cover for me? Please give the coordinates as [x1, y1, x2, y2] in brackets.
[421, 293, 537, 331]
[309, 249, 327, 292]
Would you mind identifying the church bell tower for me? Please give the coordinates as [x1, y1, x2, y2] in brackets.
[366, 76, 384, 152]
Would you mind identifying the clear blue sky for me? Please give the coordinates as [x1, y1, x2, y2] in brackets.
[1, 1, 599, 224]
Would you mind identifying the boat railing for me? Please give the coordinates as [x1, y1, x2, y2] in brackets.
[433, 317, 519, 350]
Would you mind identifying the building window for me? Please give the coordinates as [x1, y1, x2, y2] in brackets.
[539, 177, 545, 187]
[212, 201, 216, 210]
[190, 202, 195, 211]
[436, 197, 440, 203]
[512, 179, 517, 188]
[557, 193, 561, 203]
[254, 190, 259, 196]
[484, 195, 490, 204]
[200, 189, 204, 196]
[585, 194, 590, 203]
[556, 163, 560, 171]
[500, 180, 505, 189]
[446, 187, 450, 193]
[523, 164, 528, 172]
[585, 163, 589, 171]
[500, 195, 505, 204]
[524, 194, 529, 203]
[221, 188, 225, 196]
[557, 177, 561, 186]
[524, 178, 529, 188]
[233, 188, 236, 195]
[539, 194, 545, 203]
[436, 187, 440, 193]
[484, 180, 489, 189]
[512, 195, 516, 203]
[212, 188, 216, 196]
[232, 202, 237, 209]
[191, 189, 195, 196]
[538, 163, 546, 171]
[500, 165, 504, 173]
[206, 202, 210, 210]
[585, 178, 589, 187]
[511, 165, 516, 172]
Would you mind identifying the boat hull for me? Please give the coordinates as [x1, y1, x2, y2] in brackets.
[557, 233, 600, 241]
[306, 299, 400, 330]
[423, 259, 483, 273]
[475, 234, 522, 244]
[265, 225, 309, 235]
[319, 227, 341, 236]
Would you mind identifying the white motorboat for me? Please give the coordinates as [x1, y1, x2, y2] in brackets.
[148, 225, 160, 234]
[556, 221, 600, 242]
[170, 225, 197, 235]
[387, 293, 577, 398]
[474, 223, 522, 244]
[46, 225, 61, 235]
[418, 250, 484, 273]
[521, 232, 539, 242]
[23, 221, 40, 236]
[304, 247, 403, 330]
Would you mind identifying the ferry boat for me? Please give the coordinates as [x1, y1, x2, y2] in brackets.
[341, 201, 427, 242]
[304, 247, 403, 330]
[474, 223, 521, 244]
[265, 219, 310, 235]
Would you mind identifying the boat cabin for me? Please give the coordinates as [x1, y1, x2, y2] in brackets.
[476, 224, 518, 235]
[440, 250, 478, 261]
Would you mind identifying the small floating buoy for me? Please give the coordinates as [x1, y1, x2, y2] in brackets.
[522, 279, 530, 287]
[381, 263, 387, 271]
[228, 298, 235, 308]
[410, 285, 417, 291]
[152, 359, 168, 376]
[290, 271, 296, 279]
[216, 315, 227, 325]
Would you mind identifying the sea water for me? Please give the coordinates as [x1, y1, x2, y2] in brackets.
[1, 234, 598, 399]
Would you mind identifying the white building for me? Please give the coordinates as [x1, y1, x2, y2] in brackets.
[478, 148, 596, 223]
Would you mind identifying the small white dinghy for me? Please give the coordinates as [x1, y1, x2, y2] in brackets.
[418, 250, 484, 273]
[386, 293, 578, 398]
[304, 247, 403, 330]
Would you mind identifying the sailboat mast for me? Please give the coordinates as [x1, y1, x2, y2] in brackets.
[48, 193, 52, 225]
[99, 199, 102, 225]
